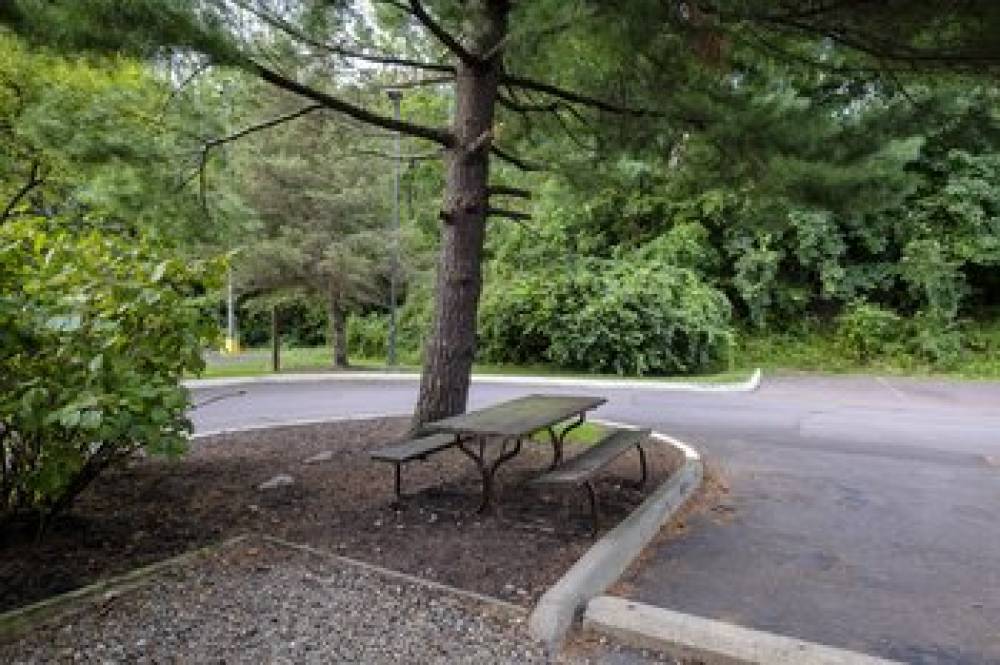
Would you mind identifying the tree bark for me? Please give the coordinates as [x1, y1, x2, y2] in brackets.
[329, 291, 349, 368]
[413, 1, 509, 427]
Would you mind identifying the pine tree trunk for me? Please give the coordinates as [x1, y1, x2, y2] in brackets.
[413, 1, 508, 427]
[329, 291, 348, 368]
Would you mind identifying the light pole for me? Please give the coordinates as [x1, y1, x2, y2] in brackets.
[225, 265, 238, 355]
[387, 88, 402, 367]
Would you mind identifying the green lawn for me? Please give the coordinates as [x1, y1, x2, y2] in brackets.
[195, 346, 754, 384]
[195, 328, 1000, 383]
[531, 421, 608, 446]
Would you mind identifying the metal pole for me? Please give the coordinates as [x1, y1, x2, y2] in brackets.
[387, 89, 402, 367]
[271, 305, 280, 372]
[226, 266, 237, 354]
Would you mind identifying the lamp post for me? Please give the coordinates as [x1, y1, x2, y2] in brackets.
[225, 265, 238, 355]
[387, 88, 402, 367]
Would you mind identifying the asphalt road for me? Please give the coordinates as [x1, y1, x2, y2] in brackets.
[188, 375, 1000, 664]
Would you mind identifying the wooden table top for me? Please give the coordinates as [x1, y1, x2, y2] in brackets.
[426, 394, 606, 439]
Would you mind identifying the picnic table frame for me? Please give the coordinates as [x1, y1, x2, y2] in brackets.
[425, 394, 607, 512]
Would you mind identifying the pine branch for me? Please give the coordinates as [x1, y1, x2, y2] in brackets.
[377, 0, 480, 65]
[197, 103, 323, 219]
[497, 93, 560, 114]
[487, 207, 532, 222]
[502, 74, 661, 116]
[491, 145, 542, 172]
[370, 76, 455, 91]
[253, 63, 454, 147]
[202, 104, 322, 152]
[1, 161, 43, 223]
[488, 185, 531, 199]
[230, 0, 454, 74]
[352, 148, 443, 162]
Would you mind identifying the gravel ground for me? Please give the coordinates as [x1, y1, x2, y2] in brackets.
[0, 536, 681, 664]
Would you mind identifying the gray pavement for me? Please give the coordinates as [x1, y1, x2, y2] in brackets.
[188, 374, 1000, 664]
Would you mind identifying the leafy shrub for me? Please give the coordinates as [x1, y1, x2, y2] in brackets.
[480, 259, 733, 375]
[347, 312, 389, 359]
[905, 312, 963, 367]
[0, 217, 222, 530]
[730, 235, 784, 328]
[834, 300, 902, 361]
[899, 238, 967, 320]
[347, 283, 432, 363]
[634, 222, 720, 276]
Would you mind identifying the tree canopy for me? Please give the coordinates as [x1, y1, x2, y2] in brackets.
[4, 0, 1000, 423]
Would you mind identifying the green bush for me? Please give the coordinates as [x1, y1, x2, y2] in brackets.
[906, 312, 963, 367]
[0, 217, 222, 530]
[479, 259, 734, 375]
[346, 284, 432, 363]
[347, 312, 389, 359]
[834, 300, 902, 362]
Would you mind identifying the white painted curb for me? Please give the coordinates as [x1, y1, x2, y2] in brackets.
[190, 413, 408, 440]
[584, 596, 902, 665]
[527, 419, 703, 650]
[183, 367, 762, 393]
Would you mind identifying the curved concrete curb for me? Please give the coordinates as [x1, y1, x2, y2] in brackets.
[527, 420, 703, 650]
[184, 367, 762, 394]
[191, 413, 408, 440]
[583, 596, 902, 665]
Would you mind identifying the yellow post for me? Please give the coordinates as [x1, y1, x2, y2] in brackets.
[223, 336, 240, 355]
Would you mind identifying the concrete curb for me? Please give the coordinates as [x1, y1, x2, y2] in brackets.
[191, 413, 408, 440]
[184, 367, 762, 393]
[583, 596, 902, 665]
[527, 420, 703, 650]
[0, 535, 251, 641]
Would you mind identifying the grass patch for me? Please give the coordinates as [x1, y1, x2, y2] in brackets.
[194, 347, 754, 383]
[528, 421, 608, 447]
[197, 316, 1000, 383]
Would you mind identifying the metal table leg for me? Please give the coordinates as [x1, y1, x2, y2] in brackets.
[583, 481, 599, 535]
[456, 436, 523, 513]
[547, 413, 586, 470]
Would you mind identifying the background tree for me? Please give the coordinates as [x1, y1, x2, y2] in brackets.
[5, 0, 1000, 422]
[233, 102, 392, 367]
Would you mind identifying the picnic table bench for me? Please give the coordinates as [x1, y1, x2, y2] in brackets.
[532, 426, 650, 533]
[369, 433, 458, 503]
[369, 394, 654, 532]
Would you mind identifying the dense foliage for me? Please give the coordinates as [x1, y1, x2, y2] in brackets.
[479, 260, 732, 375]
[0, 217, 222, 529]
[476, 74, 1000, 373]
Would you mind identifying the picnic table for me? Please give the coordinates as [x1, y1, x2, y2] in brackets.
[372, 393, 650, 531]
[424, 394, 606, 512]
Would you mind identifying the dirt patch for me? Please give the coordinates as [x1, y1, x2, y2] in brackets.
[0, 418, 681, 613]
